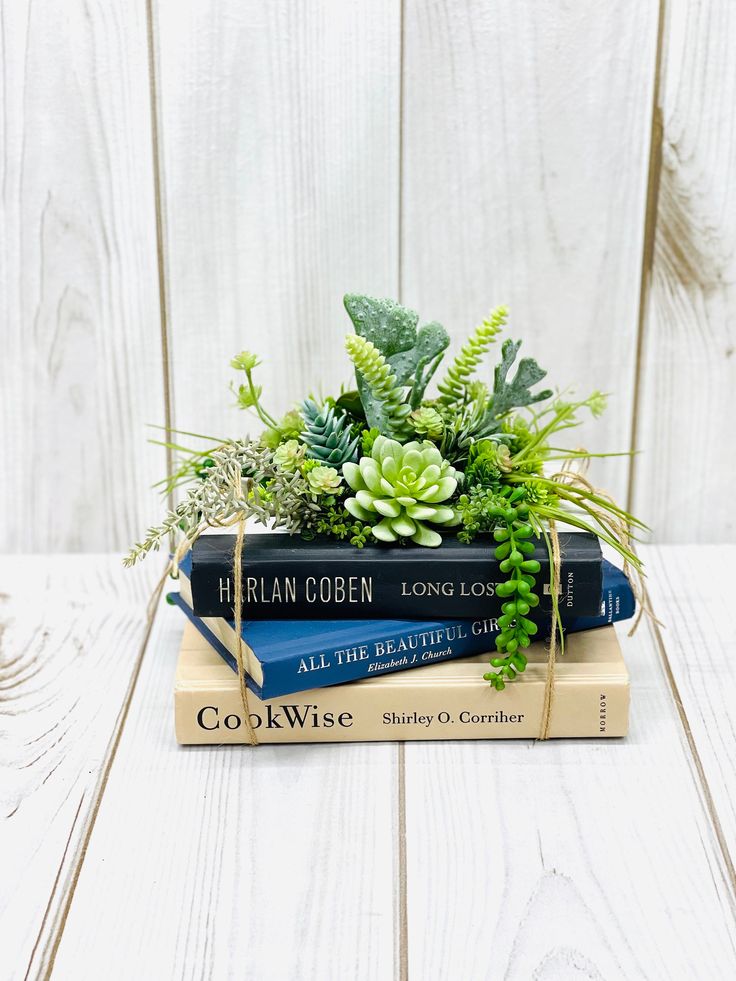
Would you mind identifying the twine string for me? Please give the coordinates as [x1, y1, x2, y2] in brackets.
[538, 519, 561, 741]
[233, 514, 258, 745]
[150, 462, 259, 744]
[152, 451, 643, 747]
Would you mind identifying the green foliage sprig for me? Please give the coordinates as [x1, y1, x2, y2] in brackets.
[127, 293, 646, 693]
[437, 306, 508, 405]
[344, 334, 412, 439]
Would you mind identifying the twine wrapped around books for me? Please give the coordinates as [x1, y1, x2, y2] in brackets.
[154, 453, 649, 748]
[538, 520, 561, 741]
[150, 467, 260, 744]
[536, 458, 656, 740]
[232, 516, 259, 745]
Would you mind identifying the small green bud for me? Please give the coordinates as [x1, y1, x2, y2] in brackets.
[231, 351, 260, 372]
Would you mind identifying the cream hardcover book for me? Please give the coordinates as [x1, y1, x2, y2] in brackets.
[174, 621, 629, 743]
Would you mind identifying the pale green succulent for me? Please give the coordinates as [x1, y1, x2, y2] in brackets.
[343, 436, 459, 547]
[273, 439, 304, 471]
[306, 465, 343, 496]
[409, 406, 444, 440]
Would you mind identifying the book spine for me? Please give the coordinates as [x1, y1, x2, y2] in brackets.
[190, 542, 602, 620]
[175, 671, 629, 744]
[248, 572, 633, 697]
[570, 561, 635, 630]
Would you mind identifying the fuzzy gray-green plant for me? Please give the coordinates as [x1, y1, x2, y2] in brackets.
[123, 440, 318, 566]
[344, 294, 449, 408]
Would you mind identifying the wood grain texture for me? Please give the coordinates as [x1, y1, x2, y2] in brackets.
[154, 0, 400, 443]
[0, 555, 160, 981]
[0, 1, 165, 552]
[50, 596, 399, 981]
[404, 619, 736, 979]
[401, 0, 659, 504]
[643, 545, 736, 861]
[631, 1, 736, 541]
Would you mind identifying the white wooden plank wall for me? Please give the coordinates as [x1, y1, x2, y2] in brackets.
[642, 545, 736, 857]
[0, 0, 165, 551]
[402, 0, 659, 505]
[1, 0, 734, 549]
[631, 1, 736, 540]
[154, 0, 401, 439]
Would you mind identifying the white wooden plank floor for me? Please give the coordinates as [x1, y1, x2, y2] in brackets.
[2, 548, 735, 980]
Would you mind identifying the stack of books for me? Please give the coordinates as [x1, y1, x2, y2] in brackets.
[171, 532, 634, 743]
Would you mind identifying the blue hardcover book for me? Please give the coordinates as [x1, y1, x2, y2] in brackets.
[170, 557, 634, 699]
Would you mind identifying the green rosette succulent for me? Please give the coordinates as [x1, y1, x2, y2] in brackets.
[343, 436, 458, 547]
[306, 465, 342, 496]
[409, 405, 444, 440]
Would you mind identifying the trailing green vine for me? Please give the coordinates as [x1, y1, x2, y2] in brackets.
[483, 488, 540, 690]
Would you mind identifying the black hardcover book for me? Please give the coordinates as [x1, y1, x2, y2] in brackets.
[189, 532, 602, 620]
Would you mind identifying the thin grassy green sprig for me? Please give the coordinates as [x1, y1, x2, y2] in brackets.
[509, 474, 646, 572]
[437, 306, 508, 406]
[146, 425, 227, 495]
[513, 392, 608, 464]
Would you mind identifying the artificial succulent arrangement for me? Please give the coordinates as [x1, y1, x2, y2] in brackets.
[126, 294, 644, 689]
